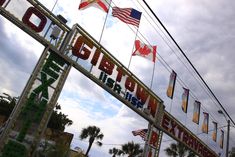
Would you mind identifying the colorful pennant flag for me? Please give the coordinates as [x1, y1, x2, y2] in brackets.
[166, 70, 177, 99]
[181, 88, 189, 113]
[79, 0, 111, 13]
[212, 121, 217, 142]
[202, 112, 209, 133]
[132, 40, 157, 62]
[132, 129, 147, 140]
[192, 100, 201, 124]
[219, 130, 224, 149]
[112, 7, 142, 27]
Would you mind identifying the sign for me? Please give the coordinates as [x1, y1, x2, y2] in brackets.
[161, 112, 218, 157]
[0, 0, 219, 157]
[0, 0, 70, 49]
[63, 26, 164, 122]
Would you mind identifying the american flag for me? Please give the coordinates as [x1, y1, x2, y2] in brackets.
[132, 129, 147, 140]
[112, 7, 142, 27]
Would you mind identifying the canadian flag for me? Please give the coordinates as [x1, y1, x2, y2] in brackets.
[78, 0, 111, 13]
[132, 40, 157, 62]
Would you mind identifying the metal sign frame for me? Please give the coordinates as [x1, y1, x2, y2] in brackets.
[0, 0, 218, 157]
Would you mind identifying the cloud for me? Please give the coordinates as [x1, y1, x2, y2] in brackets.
[1, 0, 235, 156]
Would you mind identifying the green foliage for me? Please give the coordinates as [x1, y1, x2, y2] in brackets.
[80, 126, 104, 156]
[1, 140, 27, 157]
[121, 141, 143, 157]
[109, 147, 123, 157]
[109, 141, 143, 157]
[164, 142, 197, 157]
[0, 98, 15, 117]
[47, 104, 73, 131]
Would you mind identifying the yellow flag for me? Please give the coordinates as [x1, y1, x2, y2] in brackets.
[212, 121, 217, 142]
[201, 112, 209, 133]
[182, 88, 189, 113]
[192, 101, 201, 124]
[166, 70, 177, 99]
[219, 130, 224, 149]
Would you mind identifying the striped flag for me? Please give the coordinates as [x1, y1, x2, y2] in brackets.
[132, 40, 157, 62]
[112, 7, 142, 27]
[79, 0, 111, 13]
[219, 130, 224, 149]
[166, 70, 177, 99]
[212, 121, 217, 142]
[201, 112, 209, 133]
[132, 129, 147, 140]
[182, 88, 189, 113]
[192, 101, 201, 124]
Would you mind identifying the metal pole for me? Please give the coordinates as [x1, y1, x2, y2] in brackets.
[226, 120, 230, 157]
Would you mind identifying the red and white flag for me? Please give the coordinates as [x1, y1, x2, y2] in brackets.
[132, 40, 157, 62]
[79, 0, 111, 13]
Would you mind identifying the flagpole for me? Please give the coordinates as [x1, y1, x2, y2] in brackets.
[51, 0, 59, 12]
[127, 28, 139, 69]
[150, 62, 156, 89]
[143, 61, 156, 157]
[89, 0, 112, 72]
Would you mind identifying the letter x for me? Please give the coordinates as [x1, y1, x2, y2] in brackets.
[170, 120, 177, 136]
[33, 72, 55, 99]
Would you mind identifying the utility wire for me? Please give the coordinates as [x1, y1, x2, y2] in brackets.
[141, 0, 235, 126]
[130, 0, 219, 123]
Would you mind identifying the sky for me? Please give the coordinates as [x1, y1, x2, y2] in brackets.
[0, 0, 235, 157]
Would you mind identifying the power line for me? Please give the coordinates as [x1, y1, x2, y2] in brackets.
[141, 0, 235, 126]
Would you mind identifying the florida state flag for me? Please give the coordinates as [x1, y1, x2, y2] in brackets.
[202, 112, 209, 133]
[166, 70, 177, 99]
[219, 130, 224, 149]
[192, 101, 201, 124]
[79, 0, 111, 13]
[212, 121, 217, 142]
[132, 40, 157, 62]
[182, 88, 189, 113]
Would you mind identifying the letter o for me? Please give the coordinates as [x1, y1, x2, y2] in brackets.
[125, 77, 135, 92]
[22, 7, 47, 32]
[0, 0, 6, 6]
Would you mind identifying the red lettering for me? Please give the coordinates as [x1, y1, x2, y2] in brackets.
[182, 132, 189, 144]
[136, 85, 149, 104]
[169, 120, 177, 136]
[198, 143, 203, 155]
[194, 139, 199, 152]
[125, 77, 135, 92]
[116, 67, 125, 82]
[72, 36, 92, 59]
[98, 56, 114, 75]
[147, 96, 158, 117]
[0, 0, 6, 6]
[22, 7, 47, 32]
[161, 114, 170, 131]
[188, 135, 194, 149]
[91, 48, 101, 66]
[177, 126, 184, 139]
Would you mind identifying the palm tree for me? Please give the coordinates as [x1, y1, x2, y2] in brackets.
[109, 147, 123, 157]
[80, 126, 104, 156]
[164, 142, 196, 157]
[121, 141, 143, 157]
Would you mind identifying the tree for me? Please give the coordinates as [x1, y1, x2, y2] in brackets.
[47, 104, 73, 131]
[80, 126, 104, 157]
[121, 141, 143, 157]
[0, 93, 16, 117]
[164, 142, 196, 157]
[109, 147, 123, 157]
